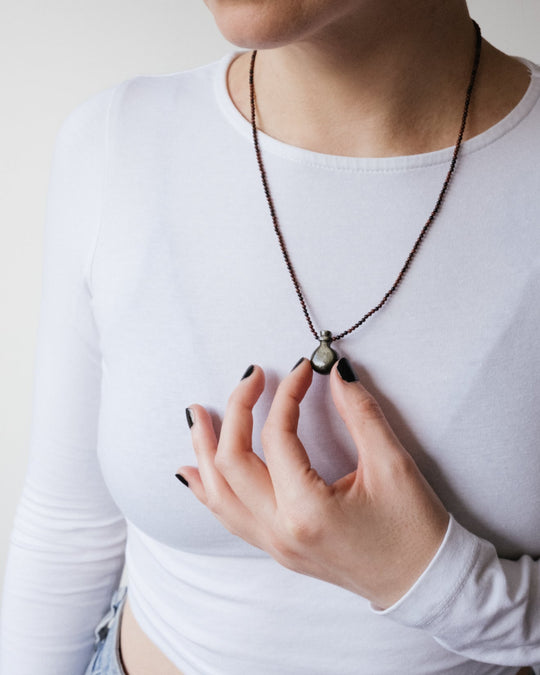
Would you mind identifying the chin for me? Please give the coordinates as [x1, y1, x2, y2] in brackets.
[203, 0, 345, 49]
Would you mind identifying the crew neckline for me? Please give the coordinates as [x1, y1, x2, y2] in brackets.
[214, 49, 540, 172]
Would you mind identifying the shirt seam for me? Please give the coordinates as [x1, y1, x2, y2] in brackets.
[84, 79, 130, 298]
[227, 77, 540, 174]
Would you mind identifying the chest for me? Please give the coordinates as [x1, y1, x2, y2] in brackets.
[90, 150, 540, 558]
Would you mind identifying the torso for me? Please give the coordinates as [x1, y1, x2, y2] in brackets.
[117, 593, 533, 675]
[119, 593, 185, 675]
[117, 46, 533, 675]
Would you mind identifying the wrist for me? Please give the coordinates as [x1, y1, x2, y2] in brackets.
[371, 513, 451, 611]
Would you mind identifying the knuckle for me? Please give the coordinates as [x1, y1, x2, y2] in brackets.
[383, 452, 415, 483]
[280, 511, 321, 546]
[357, 393, 385, 421]
[268, 531, 297, 562]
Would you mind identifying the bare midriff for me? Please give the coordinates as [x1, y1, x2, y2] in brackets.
[118, 593, 185, 675]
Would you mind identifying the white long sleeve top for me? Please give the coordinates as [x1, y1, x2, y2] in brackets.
[1, 49, 540, 675]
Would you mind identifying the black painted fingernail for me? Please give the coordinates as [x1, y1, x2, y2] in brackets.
[337, 357, 359, 382]
[185, 407, 194, 428]
[175, 473, 189, 487]
[291, 357, 305, 372]
[241, 364, 254, 380]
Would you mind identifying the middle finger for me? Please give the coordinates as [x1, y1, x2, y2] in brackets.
[216, 364, 276, 526]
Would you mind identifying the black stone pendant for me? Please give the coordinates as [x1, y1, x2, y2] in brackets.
[310, 330, 339, 375]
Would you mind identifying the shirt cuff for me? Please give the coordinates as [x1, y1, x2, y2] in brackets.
[369, 512, 481, 629]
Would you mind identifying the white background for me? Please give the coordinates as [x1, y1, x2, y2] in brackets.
[1, 0, 539, 591]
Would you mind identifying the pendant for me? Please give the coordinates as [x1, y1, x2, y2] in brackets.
[310, 330, 339, 375]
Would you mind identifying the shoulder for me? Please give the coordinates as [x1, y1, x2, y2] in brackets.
[74, 55, 228, 137]
[55, 53, 230, 152]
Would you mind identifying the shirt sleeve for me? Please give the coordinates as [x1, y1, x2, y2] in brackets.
[369, 512, 540, 668]
[0, 84, 127, 675]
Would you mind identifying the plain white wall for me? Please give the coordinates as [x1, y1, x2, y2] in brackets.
[1, 0, 539, 593]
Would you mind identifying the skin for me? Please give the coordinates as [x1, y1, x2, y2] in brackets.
[180, 359, 450, 609]
[175, 0, 531, 611]
[121, 2, 533, 673]
[205, 0, 531, 158]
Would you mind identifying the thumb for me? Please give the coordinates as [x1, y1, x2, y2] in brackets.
[329, 357, 406, 467]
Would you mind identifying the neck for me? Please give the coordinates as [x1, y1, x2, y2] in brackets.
[227, 1, 530, 157]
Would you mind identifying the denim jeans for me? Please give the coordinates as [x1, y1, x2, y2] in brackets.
[83, 585, 128, 675]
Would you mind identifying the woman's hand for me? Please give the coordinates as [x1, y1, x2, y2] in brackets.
[175, 357, 450, 610]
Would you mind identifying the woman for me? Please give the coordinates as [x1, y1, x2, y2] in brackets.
[1, 1, 539, 673]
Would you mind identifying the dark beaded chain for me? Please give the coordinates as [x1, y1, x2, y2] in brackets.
[249, 19, 481, 369]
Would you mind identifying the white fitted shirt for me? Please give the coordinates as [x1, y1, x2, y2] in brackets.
[1, 49, 540, 675]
